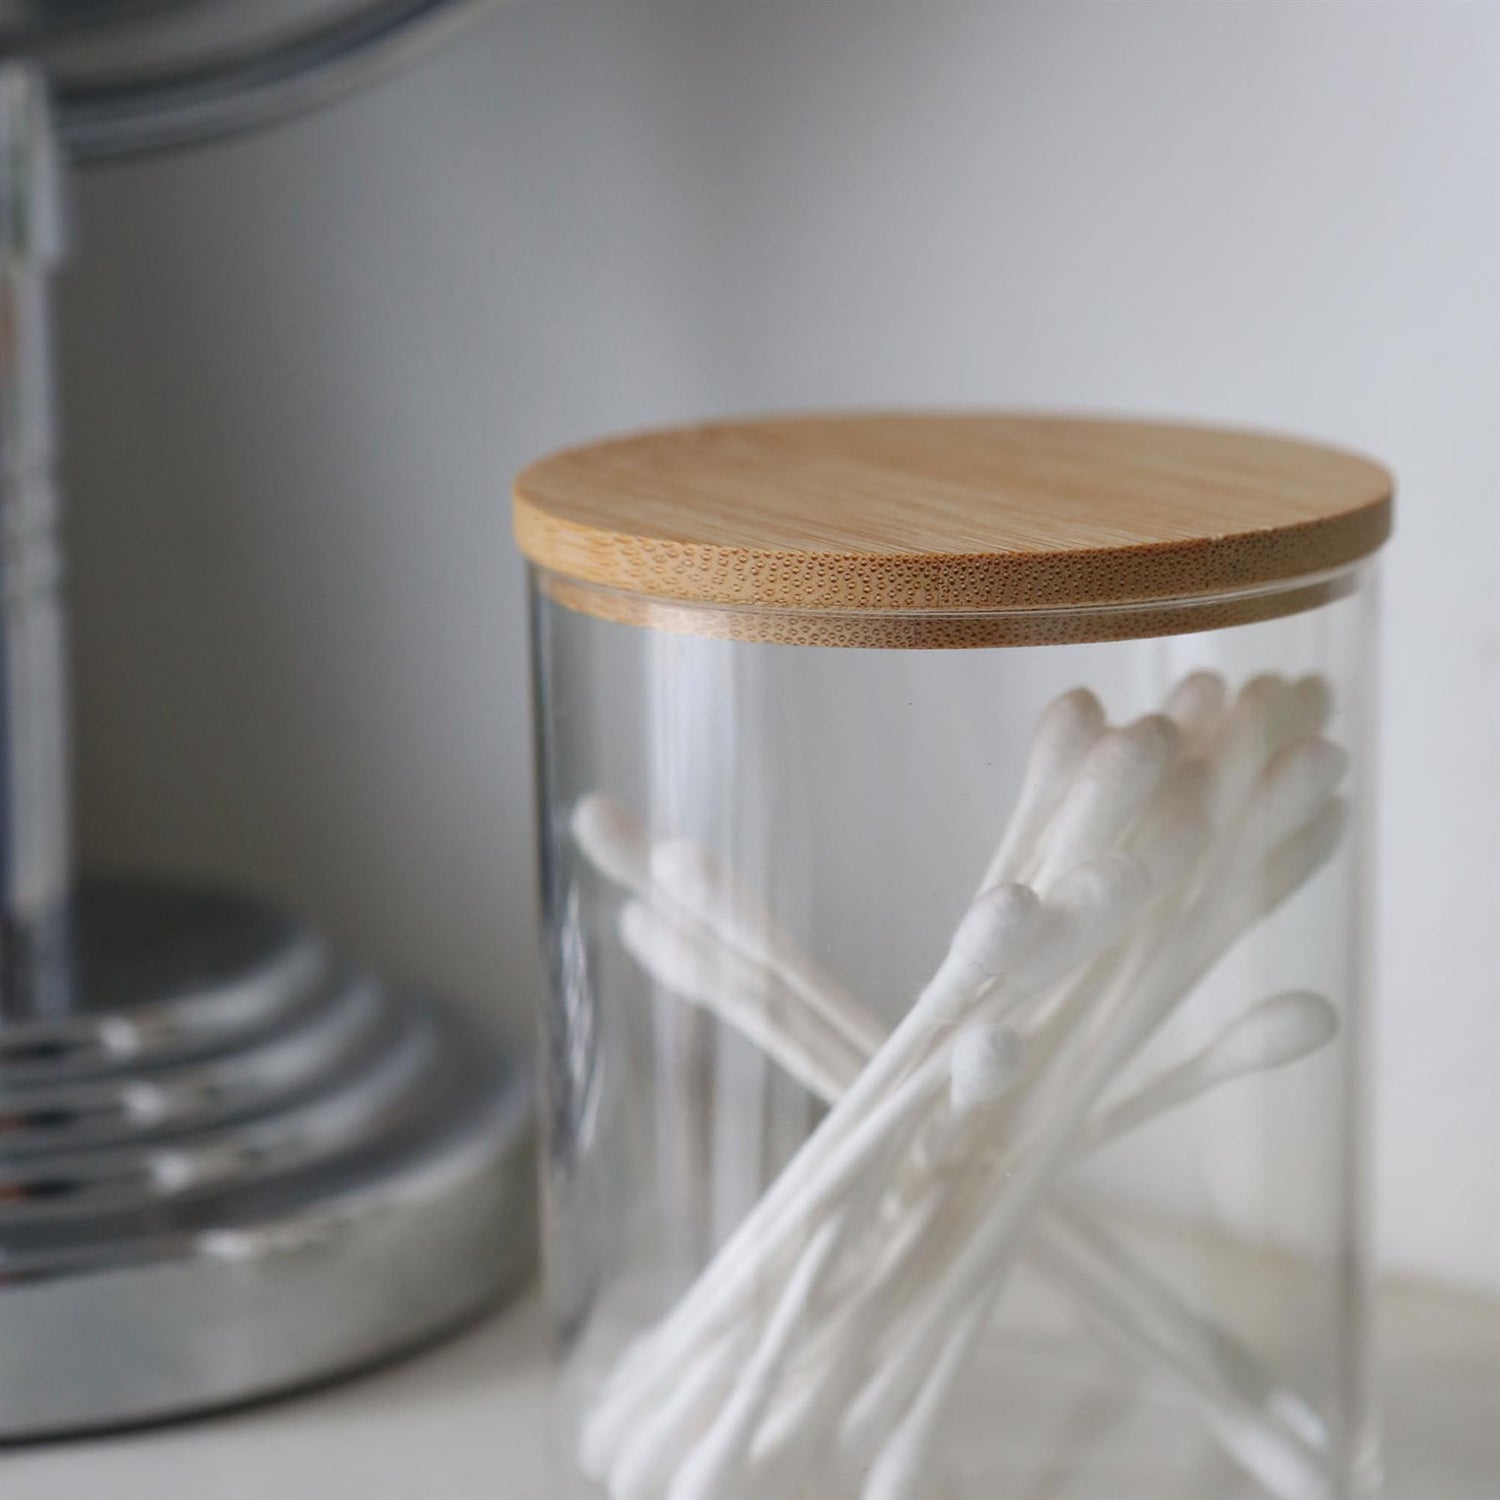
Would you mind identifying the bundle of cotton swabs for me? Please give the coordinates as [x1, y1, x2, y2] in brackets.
[571, 671, 1347, 1500]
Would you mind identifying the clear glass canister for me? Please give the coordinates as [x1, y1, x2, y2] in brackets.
[516, 414, 1393, 1500]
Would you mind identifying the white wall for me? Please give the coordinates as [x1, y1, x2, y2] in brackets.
[59, 3, 1499, 1291]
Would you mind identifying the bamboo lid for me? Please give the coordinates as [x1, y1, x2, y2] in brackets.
[513, 413, 1392, 647]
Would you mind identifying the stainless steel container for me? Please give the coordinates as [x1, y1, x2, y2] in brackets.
[0, 1, 533, 1438]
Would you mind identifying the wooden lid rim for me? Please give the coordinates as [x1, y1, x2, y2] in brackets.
[513, 412, 1393, 628]
[516, 502, 1390, 614]
[532, 563, 1368, 649]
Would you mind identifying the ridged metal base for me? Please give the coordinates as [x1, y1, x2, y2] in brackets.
[0, 874, 535, 1440]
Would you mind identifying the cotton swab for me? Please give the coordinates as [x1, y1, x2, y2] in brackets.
[1006, 853, 1152, 997]
[974, 687, 1106, 894]
[746, 1177, 959, 1494]
[1206, 676, 1290, 826]
[1274, 674, 1333, 750]
[666, 1025, 1026, 1500]
[915, 881, 1047, 1026]
[860, 1300, 986, 1500]
[600, 966, 1338, 1494]
[769, 981, 1332, 1500]
[573, 792, 653, 894]
[1205, 674, 1332, 826]
[949, 1023, 1025, 1115]
[600, 828, 1338, 1494]
[603, 822, 1236, 1392]
[653, 857, 1140, 1356]
[649, 836, 887, 1057]
[1163, 669, 1227, 752]
[576, 792, 886, 1063]
[1183, 799, 1347, 989]
[1127, 759, 1213, 893]
[664, 1213, 849, 1500]
[619, 900, 865, 1102]
[896, 1024, 1027, 1196]
[618, 883, 1033, 1351]
[600, 1325, 746, 1496]
[1080, 990, 1339, 1152]
[572, 669, 1347, 1500]
[632, 872, 1039, 1358]
[832, 1227, 988, 1484]
[583, 1040, 959, 1444]
[585, 1008, 1028, 1488]
[1030, 714, 1181, 890]
[843, 812, 1347, 1492]
[1225, 738, 1347, 870]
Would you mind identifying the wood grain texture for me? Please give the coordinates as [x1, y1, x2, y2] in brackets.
[535, 571, 1359, 650]
[513, 412, 1392, 646]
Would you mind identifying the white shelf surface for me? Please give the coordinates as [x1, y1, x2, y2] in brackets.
[2, 1281, 1496, 1499]
[0, 1298, 553, 1500]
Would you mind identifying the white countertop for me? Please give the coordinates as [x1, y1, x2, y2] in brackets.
[3, 1281, 1497, 1499]
[0, 1295, 554, 1500]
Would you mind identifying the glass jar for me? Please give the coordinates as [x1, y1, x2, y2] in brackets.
[516, 414, 1392, 1500]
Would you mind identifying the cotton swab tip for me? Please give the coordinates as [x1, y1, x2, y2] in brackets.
[1073, 714, 1182, 808]
[1049, 851, 1152, 941]
[1033, 686, 1108, 766]
[949, 1024, 1024, 1115]
[1286, 673, 1333, 735]
[573, 792, 651, 891]
[974, 688, 1107, 895]
[1007, 852, 1151, 995]
[1113, 711, 1182, 774]
[650, 837, 723, 905]
[1249, 737, 1349, 847]
[1131, 764, 1213, 890]
[618, 901, 711, 996]
[949, 883, 1041, 977]
[1163, 670, 1227, 748]
[1211, 990, 1339, 1078]
[1238, 673, 1288, 717]
[1033, 715, 1180, 887]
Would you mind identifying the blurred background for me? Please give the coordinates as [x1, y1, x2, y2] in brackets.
[58, 0, 1498, 1311]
